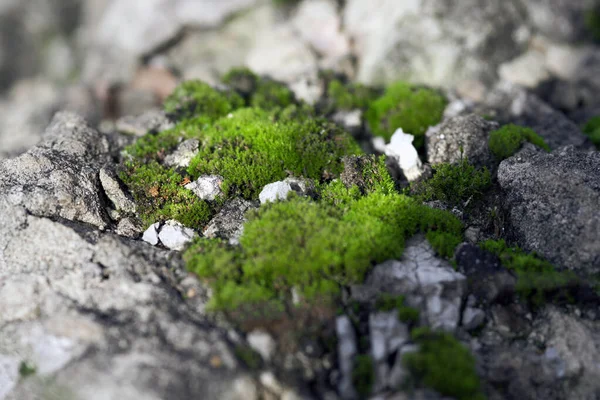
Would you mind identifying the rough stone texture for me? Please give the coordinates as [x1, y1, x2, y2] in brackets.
[157, 220, 198, 251]
[115, 217, 144, 238]
[426, 114, 500, 168]
[498, 145, 600, 274]
[203, 198, 256, 245]
[185, 175, 224, 201]
[353, 235, 467, 332]
[0, 112, 111, 229]
[142, 222, 161, 246]
[99, 167, 137, 214]
[259, 179, 312, 204]
[480, 81, 595, 151]
[343, 0, 528, 87]
[524, 0, 600, 43]
[335, 316, 358, 400]
[164, 139, 200, 168]
[116, 109, 174, 137]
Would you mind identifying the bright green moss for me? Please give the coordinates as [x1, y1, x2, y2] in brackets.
[326, 79, 378, 111]
[426, 231, 462, 259]
[163, 80, 244, 121]
[223, 67, 296, 110]
[480, 239, 580, 305]
[119, 161, 212, 228]
[582, 116, 600, 148]
[187, 107, 361, 199]
[585, 8, 600, 41]
[184, 192, 463, 311]
[488, 124, 550, 160]
[352, 355, 374, 397]
[403, 328, 485, 400]
[366, 81, 447, 147]
[19, 361, 36, 378]
[411, 158, 491, 208]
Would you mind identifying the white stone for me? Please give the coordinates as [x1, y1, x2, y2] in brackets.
[157, 220, 197, 251]
[247, 330, 276, 362]
[462, 307, 486, 331]
[336, 316, 358, 399]
[185, 175, 223, 201]
[259, 181, 293, 204]
[142, 222, 160, 246]
[384, 128, 423, 181]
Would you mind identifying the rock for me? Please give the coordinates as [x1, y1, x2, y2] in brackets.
[384, 128, 424, 181]
[116, 217, 144, 239]
[259, 178, 312, 204]
[498, 47, 551, 88]
[99, 167, 136, 214]
[387, 344, 419, 391]
[142, 222, 161, 246]
[157, 220, 197, 251]
[116, 109, 174, 137]
[426, 114, 499, 168]
[335, 315, 359, 400]
[0, 112, 111, 229]
[203, 198, 256, 244]
[498, 145, 600, 274]
[369, 312, 410, 392]
[185, 175, 224, 201]
[455, 243, 517, 305]
[353, 235, 467, 331]
[343, 0, 528, 87]
[523, 0, 599, 43]
[480, 81, 595, 151]
[462, 296, 487, 331]
[331, 109, 363, 136]
[247, 330, 276, 362]
[164, 139, 200, 168]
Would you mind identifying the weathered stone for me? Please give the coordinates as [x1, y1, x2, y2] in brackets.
[99, 167, 136, 214]
[203, 198, 256, 245]
[384, 128, 424, 181]
[247, 330, 276, 362]
[259, 178, 312, 204]
[164, 139, 200, 169]
[116, 217, 144, 239]
[157, 220, 197, 251]
[336, 316, 358, 400]
[498, 145, 600, 274]
[185, 175, 223, 201]
[116, 109, 174, 137]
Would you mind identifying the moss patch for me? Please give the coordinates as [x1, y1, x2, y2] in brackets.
[223, 67, 296, 110]
[480, 239, 581, 305]
[403, 328, 485, 400]
[582, 116, 600, 149]
[325, 79, 379, 112]
[411, 158, 491, 208]
[375, 293, 420, 324]
[488, 124, 550, 160]
[352, 354, 374, 397]
[19, 361, 36, 378]
[585, 7, 600, 42]
[366, 81, 446, 147]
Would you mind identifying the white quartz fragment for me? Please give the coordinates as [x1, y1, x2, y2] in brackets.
[384, 128, 424, 181]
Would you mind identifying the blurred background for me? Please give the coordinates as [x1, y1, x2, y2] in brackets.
[1, 0, 600, 159]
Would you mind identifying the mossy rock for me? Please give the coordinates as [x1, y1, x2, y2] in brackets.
[164, 80, 244, 121]
[488, 124, 550, 160]
[582, 116, 600, 149]
[366, 81, 447, 148]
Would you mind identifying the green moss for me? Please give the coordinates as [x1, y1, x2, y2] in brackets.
[222, 67, 296, 110]
[326, 79, 378, 111]
[222, 67, 259, 99]
[163, 80, 244, 121]
[366, 81, 447, 147]
[19, 361, 36, 378]
[411, 158, 491, 208]
[375, 293, 420, 324]
[352, 354, 374, 397]
[119, 161, 212, 228]
[184, 192, 462, 311]
[234, 345, 263, 370]
[582, 116, 600, 148]
[488, 124, 550, 160]
[585, 7, 600, 41]
[187, 107, 361, 199]
[403, 328, 485, 400]
[480, 239, 580, 305]
[426, 231, 462, 259]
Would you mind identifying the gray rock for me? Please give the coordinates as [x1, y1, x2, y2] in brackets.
[116, 109, 174, 137]
[142, 222, 161, 246]
[369, 312, 410, 392]
[116, 217, 144, 239]
[185, 175, 224, 201]
[259, 178, 312, 204]
[0, 112, 110, 229]
[498, 145, 600, 273]
[164, 139, 200, 168]
[387, 344, 419, 391]
[99, 167, 136, 214]
[481, 81, 595, 151]
[157, 220, 197, 251]
[462, 306, 486, 331]
[335, 315, 359, 400]
[524, 0, 599, 43]
[426, 114, 499, 168]
[247, 330, 276, 362]
[353, 235, 467, 332]
[203, 198, 256, 244]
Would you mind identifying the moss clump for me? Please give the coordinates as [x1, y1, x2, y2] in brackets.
[326, 79, 378, 112]
[403, 328, 485, 400]
[488, 124, 550, 160]
[187, 108, 361, 199]
[411, 158, 491, 208]
[223, 67, 296, 110]
[366, 81, 447, 147]
[163, 80, 244, 121]
[582, 116, 600, 148]
[479, 239, 580, 305]
[184, 191, 462, 311]
[19, 361, 36, 378]
[119, 161, 213, 228]
[585, 7, 600, 41]
[352, 355, 374, 397]
[234, 345, 263, 370]
[375, 293, 420, 324]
